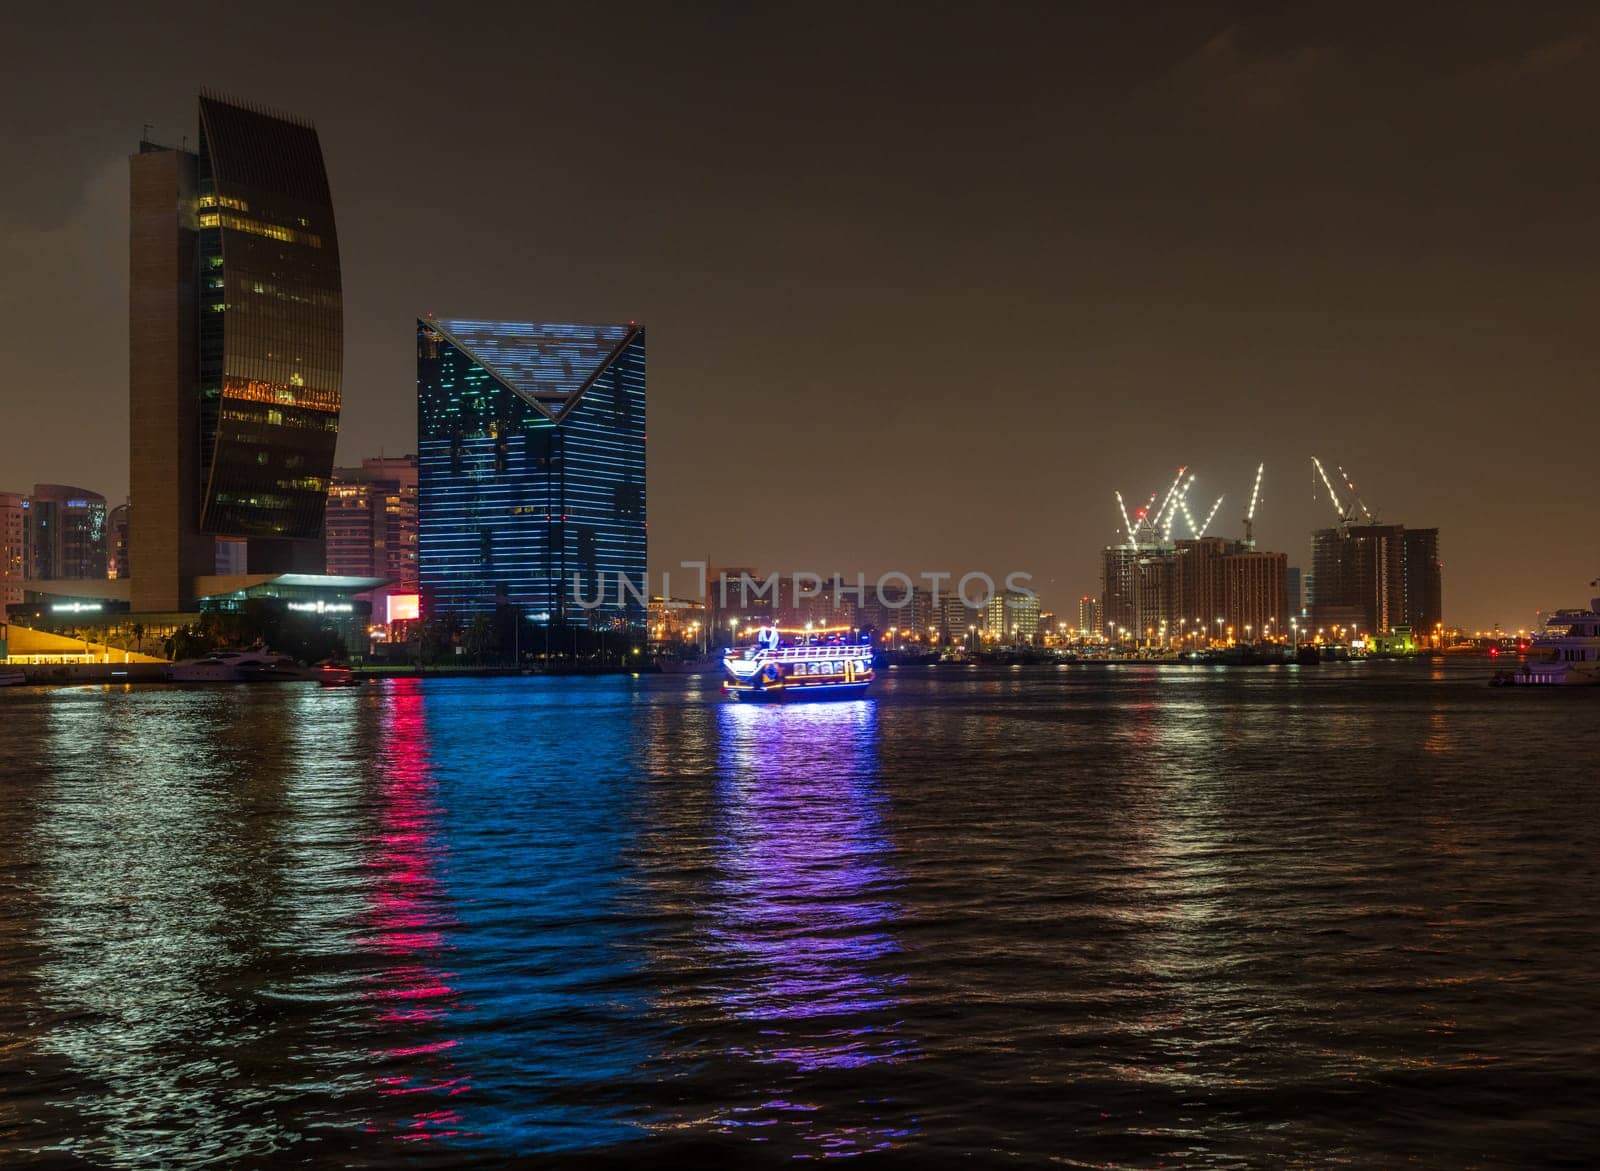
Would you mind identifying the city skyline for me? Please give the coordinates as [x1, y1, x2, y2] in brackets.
[5, 4, 1600, 627]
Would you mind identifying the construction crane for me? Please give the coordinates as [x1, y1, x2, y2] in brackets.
[1336, 465, 1374, 523]
[1153, 467, 1187, 541]
[1177, 490, 1224, 538]
[1311, 456, 1376, 528]
[1115, 491, 1137, 548]
[1162, 473, 1195, 542]
[1113, 467, 1190, 548]
[1242, 462, 1264, 547]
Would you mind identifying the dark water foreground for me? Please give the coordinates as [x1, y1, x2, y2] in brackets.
[1, 663, 1595, 1167]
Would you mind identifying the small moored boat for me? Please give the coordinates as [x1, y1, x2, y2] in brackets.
[317, 662, 361, 687]
[0, 668, 28, 687]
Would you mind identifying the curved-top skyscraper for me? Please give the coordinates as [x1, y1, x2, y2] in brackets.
[130, 93, 342, 612]
[195, 95, 342, 544]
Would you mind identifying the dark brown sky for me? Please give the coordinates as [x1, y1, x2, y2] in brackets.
[3, 1, 1598, 627]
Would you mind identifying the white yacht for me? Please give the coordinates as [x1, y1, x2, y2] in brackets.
[168, 648, 309, 683]
[1494, 592, 1600, 686]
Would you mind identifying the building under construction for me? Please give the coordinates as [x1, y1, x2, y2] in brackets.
[1306, 459, 1441, 638]
[1100, 465, 1289, 646]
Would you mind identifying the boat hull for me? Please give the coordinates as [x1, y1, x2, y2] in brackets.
[168, 651, 311, 683]
[724, 680, 872, 703]
[1492, 662, 1600, 687]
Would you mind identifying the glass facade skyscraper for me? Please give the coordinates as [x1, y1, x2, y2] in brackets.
[417, 317, 646, 627]
[129, 93, 341, 612]
[194, 96, 342, 544]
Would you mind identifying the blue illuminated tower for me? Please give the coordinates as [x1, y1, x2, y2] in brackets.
[416, 317, 646, 627]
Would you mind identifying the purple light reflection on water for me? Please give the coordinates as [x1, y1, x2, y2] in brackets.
[707, 698, 919, 1153]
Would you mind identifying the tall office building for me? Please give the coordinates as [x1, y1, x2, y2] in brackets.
[326, 456, 419, 586]
[1103, 535, 1287, 646]
[1076, 594, 1101, 638]
[1402, 528, 1442, 633]
[129, 94, 341, 612]
[1171, 538, 1230, 631]
[1100, 546, 1140, 639]
[107, 504, 131, 579]
[1, 491, 25, 612]
[898, 586, 936, 638]
[1222, 548, 1288, 641]
[985, 590, 1041, 643]
[417, 317, 646, 626]
[856, 584, 933, 636]
[1310, 524, 1441, 636]
[939, 592, 982, 640]
[24, 485, 108, 581]
[1285, 566, 1304, 623]
[1133, 554, 1172, 642]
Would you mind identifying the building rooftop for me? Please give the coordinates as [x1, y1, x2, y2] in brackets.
[425, 317, 637, 419]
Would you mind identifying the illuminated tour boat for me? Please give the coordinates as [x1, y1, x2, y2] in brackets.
[722, 625, 875, 702]
[1494, 590, 1600, 687]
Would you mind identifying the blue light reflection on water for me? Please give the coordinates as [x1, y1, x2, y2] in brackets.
[418, 676, 660, 1156]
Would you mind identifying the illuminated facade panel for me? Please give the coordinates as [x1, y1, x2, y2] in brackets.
[417, 317, 646, 626]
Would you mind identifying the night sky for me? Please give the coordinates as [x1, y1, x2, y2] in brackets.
[3, 2, 1598, 627]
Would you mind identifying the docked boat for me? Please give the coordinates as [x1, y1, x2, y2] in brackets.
[0, 668, 28, 687]
[168, 647, 310, 683]
[1491, 593, 1600, 687]
[723, 625, 874, 702]
[316, 662, 362, 687]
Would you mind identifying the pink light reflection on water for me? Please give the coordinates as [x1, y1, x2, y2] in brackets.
[357, 678, 470, 1142]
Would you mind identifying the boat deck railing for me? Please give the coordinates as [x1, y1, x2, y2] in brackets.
[730, 643, 873, 661]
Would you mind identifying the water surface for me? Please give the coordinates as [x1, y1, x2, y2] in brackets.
[1, 663, 1595, 1166]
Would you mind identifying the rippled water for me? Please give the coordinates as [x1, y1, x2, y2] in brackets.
[2, 663, 1597, 1167]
